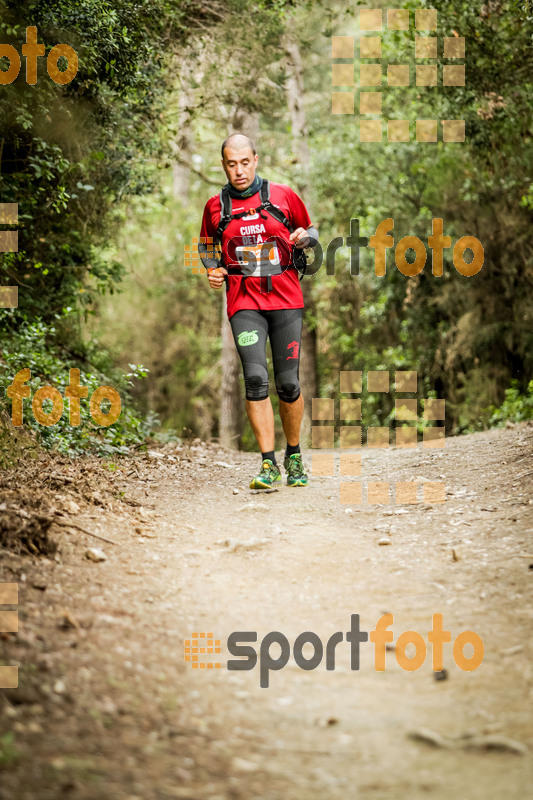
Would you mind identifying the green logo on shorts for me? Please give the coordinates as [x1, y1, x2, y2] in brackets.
[238, 330, 259, 347]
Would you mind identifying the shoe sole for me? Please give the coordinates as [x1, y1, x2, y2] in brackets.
[249, 478, 281, 489]
[287, 479, 308, 487]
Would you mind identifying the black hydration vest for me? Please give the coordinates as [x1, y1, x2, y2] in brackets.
[214, 179, 307, 290]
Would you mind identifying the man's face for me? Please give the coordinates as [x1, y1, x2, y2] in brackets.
[221, 146, 258, 191]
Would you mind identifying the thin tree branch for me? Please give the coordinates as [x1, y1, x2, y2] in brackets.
[175, 157, 221, 186]
[49, 516, 119, 545]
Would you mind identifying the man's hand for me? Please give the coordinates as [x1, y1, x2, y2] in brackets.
[207, 266, 228, 289]
[290, 227, 311, 249]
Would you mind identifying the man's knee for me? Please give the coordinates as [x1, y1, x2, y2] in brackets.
[245, 364, 269, 401]
[276, 371, 300, 403]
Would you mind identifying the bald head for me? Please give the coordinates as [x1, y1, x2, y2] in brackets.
[220, 133, 258, 191]
[221, 133, 256, 160]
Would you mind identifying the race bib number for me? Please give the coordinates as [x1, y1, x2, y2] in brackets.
[235, 243, 281, 276]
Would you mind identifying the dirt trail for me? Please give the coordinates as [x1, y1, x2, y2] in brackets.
[1, 425, 532, 799]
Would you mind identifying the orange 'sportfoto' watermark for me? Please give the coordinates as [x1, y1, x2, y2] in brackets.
[186, 614, 484, 688]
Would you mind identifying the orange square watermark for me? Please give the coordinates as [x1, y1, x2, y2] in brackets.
[360, 36, 382, 58]
[331, 9, 464, 145]
[340, 426, 362, 449]
[396, 427, 417, 448]
[388, 65, 410, 86]
[0, 231, 18, 252]
[0, 203, 18, 224]
[367, 427, 389, 448]
[416, 65, 437, 86]
[332, 92, 355, 115]
[387, 9, 409, 30]
[395, 370, 417, 392]
[423, 482, 445, 503]
[332, 64, 355, 87]
[415, 37, 437, 59]
[312, 398, 335, 420]
[359, 120, 382, 142]
[184, 632, 222, 669]
[388, 120, 410, 142]
[443, 37, 465, 58]
[340, 371, 362, 393]
[443, 65, 465, 86]
[367, 371, 389, 392]
[396, 481, 418, 504]
[360, 92, 382, 114]
[185, 237, 220, 275]
[340, 482, 362, 504]
[416, 119, 438, 142]
[423, 427, 445, 448]
[332, 36, 354, 58]
[312, 453, 335, 476]
[360, 64, 382, 86]
[395, 399, 417, 421]
[424, 398, 445, 419]
[340, 399, 361, 420]
[0, 611, 18, 632]
[367, 482, 390, 504]
[415, 9, 437, 30]
[312, 426, 335, 449]
[360, 9, 382, 30]
[0, 583, 18, 604]
[0, 286, 18, 308]
[339, 452, 361, 476]
[0, 666, 18, 689]
[442, 120, 465, 142]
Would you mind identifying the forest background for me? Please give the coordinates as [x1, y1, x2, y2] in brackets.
[0, 0, 532, 459]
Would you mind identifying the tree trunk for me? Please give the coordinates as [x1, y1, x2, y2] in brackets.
[282, 33, 316, 447]
[219, 291, 243, 449]
[299, 294, 317, 447]
[282, 35, 311, 200]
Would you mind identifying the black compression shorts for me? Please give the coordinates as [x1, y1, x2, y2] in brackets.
[229, 308, 303, 403]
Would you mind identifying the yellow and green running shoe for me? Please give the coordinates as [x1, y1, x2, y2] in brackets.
[284, 453, 308, 487]
[249, 459, 282, 489]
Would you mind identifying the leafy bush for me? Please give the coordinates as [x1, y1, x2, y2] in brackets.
[0, 309, 158, 456]
[489, 380, 533, 427]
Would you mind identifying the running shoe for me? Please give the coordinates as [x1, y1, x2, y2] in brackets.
[249, 459, 281, 489]
[284, 453, 309, 487]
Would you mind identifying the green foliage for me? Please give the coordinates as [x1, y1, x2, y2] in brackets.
[90, 185, 224, 439]
[92, 0, 533, 440]
[0, 309, 158, 455]
[489, 380, 533, 426]
[2, 0, 530, 449]
[0, 0, 241, 328]
[0, 732, 20, 766]
[0, 0, 292, 448]
[304, 0, 533, 431]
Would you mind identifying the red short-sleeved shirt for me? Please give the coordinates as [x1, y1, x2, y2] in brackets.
[200, 181, 312, 318]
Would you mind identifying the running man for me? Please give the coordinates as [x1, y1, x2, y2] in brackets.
[198, 133, 318, 489]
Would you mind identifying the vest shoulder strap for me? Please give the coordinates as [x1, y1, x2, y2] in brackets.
[259, 179, 270, 203]
[259, 180, 294, 233]
[215, 186, 233, 242]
